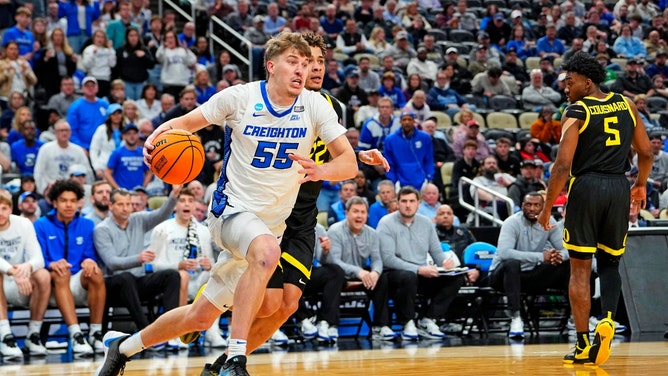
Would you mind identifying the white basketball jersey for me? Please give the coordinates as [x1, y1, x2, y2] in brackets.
[199, 81, 345, 229]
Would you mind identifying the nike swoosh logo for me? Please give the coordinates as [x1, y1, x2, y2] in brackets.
[299, 278, 306, 285]
[48, 236, 57, 240]
[252, 112, 264, 117]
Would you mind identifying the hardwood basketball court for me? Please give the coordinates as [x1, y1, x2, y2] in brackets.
[4, 337, 667, 375]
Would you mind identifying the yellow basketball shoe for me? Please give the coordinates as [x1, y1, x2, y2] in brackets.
[589, 315, 615, 365]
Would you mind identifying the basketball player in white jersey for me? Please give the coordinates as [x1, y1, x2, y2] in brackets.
[95, 31, 358, 376]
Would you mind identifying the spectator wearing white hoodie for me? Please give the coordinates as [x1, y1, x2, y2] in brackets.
[81, 30, 117, 98]
[156, 30, 197, 99]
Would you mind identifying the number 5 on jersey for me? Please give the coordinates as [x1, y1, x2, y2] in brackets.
[604, 116, 620, 146]
[252, 141, 299, 169]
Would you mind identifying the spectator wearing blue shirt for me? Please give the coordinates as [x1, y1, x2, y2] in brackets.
[1, 7, 35, 60]
[536, 24, 566, 59]
[264, 3, 287, 36]
[368, 180, 396, 228]
[105, 123, 151, 190]
[427, 68, 470, 119]
[378, 71, 406, 110]
[58, 0, 101, 54]
[177, 22, 197, 49]
[193, 70, 217, 105]
[66, 76, 109, 150]
[320, 5, 344, 37]
[645, 50, 668, 79]
[327, 180, 357, 227]
[34, 179, 106, 355]
[613, 23, 648, 60]
[384, 111, 434, 190]
[11, 119, 43, 176]
[359, 97, 401, 152]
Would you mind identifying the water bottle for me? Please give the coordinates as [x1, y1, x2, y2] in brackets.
[144, 263, 153, 274]
[188, 245, 198, 275]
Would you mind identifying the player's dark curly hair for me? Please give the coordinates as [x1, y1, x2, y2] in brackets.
[561, 51, 607, 85]
[48, 179, 84, 202]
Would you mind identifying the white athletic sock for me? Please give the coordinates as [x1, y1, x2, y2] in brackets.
[0, 320, 11, 338]
[227, 339, 247, 359]
[89, 323, 102, 335]
[119, 333, 146, 357]
[68, 324, 82, 337]
[28, 320, 42, 336]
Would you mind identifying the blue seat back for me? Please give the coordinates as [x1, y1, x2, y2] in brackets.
[463, 242, 497, 272]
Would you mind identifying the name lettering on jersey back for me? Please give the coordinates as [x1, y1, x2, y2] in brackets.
[243, 126, 307, 139]
[587, 101, 629, 116]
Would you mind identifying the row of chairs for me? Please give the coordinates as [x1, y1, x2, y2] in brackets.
[297, 242, 570, 339]
[431, 108, 540, 130]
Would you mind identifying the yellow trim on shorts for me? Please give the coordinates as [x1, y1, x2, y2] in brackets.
[281, 252, 311, 279]
[597, 243, 625, 256]
[564, 242, 597, 254]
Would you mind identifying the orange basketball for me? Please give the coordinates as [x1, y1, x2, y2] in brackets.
[150, 129, 205, 185]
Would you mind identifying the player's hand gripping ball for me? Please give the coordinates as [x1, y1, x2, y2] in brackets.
[150, 129, 205, 185]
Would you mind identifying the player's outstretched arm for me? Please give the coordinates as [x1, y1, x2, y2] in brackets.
[290, 134, 358, 183]
[144, 109, 210, 163]
[629, 100, 653, 209]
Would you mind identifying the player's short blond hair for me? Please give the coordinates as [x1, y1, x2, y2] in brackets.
[264, 31, 311, 77]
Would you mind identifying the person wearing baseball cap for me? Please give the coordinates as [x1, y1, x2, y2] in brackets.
[67, 72, 110, 151]
[536, 22, 566, 59]
[3, 7, 34, 57]
[383, 108, 434, 189]
[646, 49, 668, 79]
[468, 30, 502, 69]
[379, 71, 406, 109]
[406, 47, 438, 83]
[386, 29, 416, 71]
[451, 116, 492, 161]
[486, 12, 512, 48]
[17, 191, 40, 222]
[105, 121, 149, 190]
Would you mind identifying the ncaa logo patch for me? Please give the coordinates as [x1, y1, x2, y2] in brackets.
[254, 103, 263, 111]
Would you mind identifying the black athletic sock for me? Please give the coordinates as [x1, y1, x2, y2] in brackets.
[577, 332, 590, 350]
[598, 259, 621, 318]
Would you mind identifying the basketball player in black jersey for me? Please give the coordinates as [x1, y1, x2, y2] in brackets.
[202, 33, 389, 375]
[538, 51, 653, 366]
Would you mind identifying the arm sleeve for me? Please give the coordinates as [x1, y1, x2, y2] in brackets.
[108, 47, 117, 68]
[149, 223, 178, 271]
[140, 196, 177, 232]
[427, 225, 447, 266]
[33, 220, 55, 269]
[377, 220, 419, 273]
[22, 221, 44, 272]
[327, 227, 362, 279]
[369, 231, 383, 275]
[81, 220, 98, 262]
[93, 225, 142, 272]
[358, 122, 373, 150]
[496, 219, 543, 263]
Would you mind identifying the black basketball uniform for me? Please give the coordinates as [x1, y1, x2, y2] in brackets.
[267, 93, 343, 290]
[563, 93, 636, 259]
